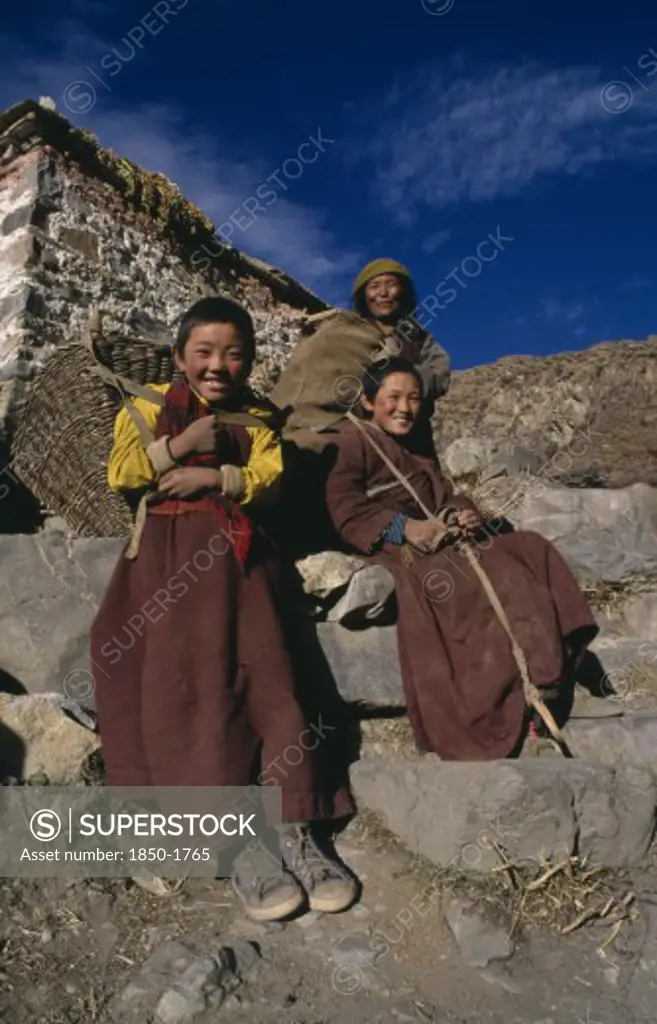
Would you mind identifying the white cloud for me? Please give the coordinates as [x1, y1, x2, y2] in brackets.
[619, 276, 651, 293]
[0, 22, 361, 300]
[421, 229, 450, 253]
[541, 297, 586, 323]
[351, 58, 657, 224]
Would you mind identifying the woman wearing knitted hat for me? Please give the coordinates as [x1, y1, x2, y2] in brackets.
[270, 259, 450, 555]
[272, 258, 449, 455]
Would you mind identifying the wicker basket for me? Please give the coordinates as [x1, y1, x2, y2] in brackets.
[11, 334, 178, 538]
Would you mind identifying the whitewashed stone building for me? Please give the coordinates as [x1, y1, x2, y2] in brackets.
[0, 97, 326, 529]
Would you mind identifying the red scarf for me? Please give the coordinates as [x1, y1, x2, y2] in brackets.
[152, 379, 259, 569]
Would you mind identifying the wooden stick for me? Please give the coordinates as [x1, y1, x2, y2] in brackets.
[526, 857, 572, 892]
[596, 917, 625, 955]
[560, 907, 599, 934]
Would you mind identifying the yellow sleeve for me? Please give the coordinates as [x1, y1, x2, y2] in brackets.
[240, 423, 283, 506]
[106, 385, 169, 493]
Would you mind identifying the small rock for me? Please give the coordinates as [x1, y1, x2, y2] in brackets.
[326, 564, 396, 627]
[227, 939, 261, 977]
[155, 956, 225, 1024]
[110, 941, 195, 1020]
[333, 931, 380, 968]
[263, 920, 286, 933]
[0, 693, 100, 783]
[295, 551, 366, 599]
[295, 910, 323, 928]
[441, 437, 495, 479]
[443, 896, 513, 968]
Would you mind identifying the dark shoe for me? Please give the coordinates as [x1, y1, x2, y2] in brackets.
[279, 825, 357, 913]
[231, 839, 305, 922]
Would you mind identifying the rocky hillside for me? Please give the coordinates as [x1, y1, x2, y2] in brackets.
[434, 337, 657, 488]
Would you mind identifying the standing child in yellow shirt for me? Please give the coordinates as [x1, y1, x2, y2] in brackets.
[91, 296, 356, 921]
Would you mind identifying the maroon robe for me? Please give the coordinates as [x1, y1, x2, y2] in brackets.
[91, 381, 354, 822]
[325, 422, 599, 761]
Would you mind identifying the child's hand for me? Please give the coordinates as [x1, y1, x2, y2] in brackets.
[456, 508, 483, 533]
[157, 467, 223, 499]
[168, 416, 220, 460]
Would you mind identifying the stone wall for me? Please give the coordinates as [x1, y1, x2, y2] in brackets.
[0, 149, 41, 398]
[0, 142, 321, 441]
[0, 100, 331, 527]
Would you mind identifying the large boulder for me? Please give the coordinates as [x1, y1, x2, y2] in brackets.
[565, 713, 657, 773]
[310, 615, 657, 713]
[513, 483, 657, 582]
[350, 754, 657, 870]
[612, 593, 657, 642]
[0, 523, 123, 699]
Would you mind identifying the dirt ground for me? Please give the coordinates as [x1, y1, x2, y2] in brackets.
[1, 808, 656, 1024]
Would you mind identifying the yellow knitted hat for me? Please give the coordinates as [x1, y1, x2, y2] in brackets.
[353, 258, 411, 296]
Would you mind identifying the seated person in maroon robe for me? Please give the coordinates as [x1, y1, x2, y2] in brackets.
[325, 358, 599, 760]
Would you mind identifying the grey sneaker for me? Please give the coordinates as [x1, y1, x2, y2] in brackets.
[231, 839, 305, 922]
[279, 825, 357, 914]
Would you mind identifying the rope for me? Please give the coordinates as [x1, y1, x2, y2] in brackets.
[345, 411, 570, 756]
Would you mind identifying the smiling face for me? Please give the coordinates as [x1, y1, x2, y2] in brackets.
[361, 371, 422, 437]
[364, 273, 404, 322]
[174, 322, 250, 403]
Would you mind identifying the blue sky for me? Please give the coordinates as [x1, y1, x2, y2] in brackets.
[1, 0, 656, 368]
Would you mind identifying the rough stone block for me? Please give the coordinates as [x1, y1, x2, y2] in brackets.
[58, 226, 100, 262]
[110, 940, 258, 1024]
[616, 593, 657, 643]
[109, 940, 195, 1022]
[8, 152, 41, 203]
[295, 551, 366, 600]
[314, 621, 404, 707]
[443, 896, 514, 967]
[0, 529, 124, 699]
[565, 713, 657, 774]
[1, 204, 36, 236]
[0, 230, 37, 271]
[349, 754, 657, 871]
[155, 956, 225, 1023]
[516, 483, 657, 581]
[0, 692, 100, 782]
[326, 564, 396, 627]
[627, 903, 657, 1020]
[0, 286, 28, 327]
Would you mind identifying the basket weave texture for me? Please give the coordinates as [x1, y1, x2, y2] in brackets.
[11, 335, 178, 538]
